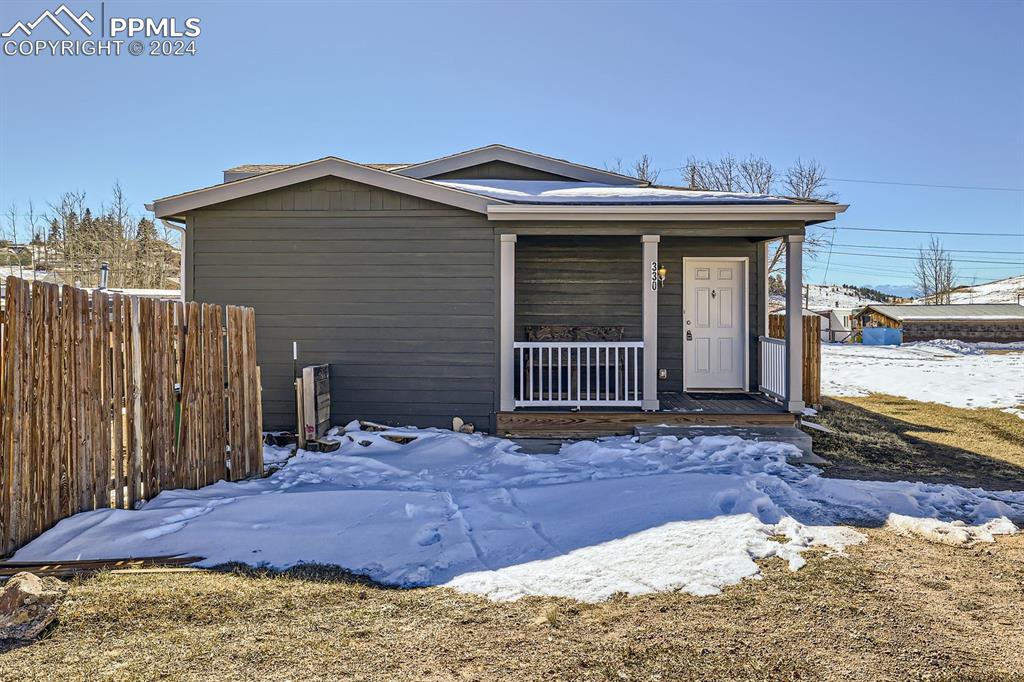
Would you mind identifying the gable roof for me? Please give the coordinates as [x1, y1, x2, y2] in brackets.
[151, 156, 503, 219]
[395, 144, 642, 185]
[151, 145, 849, 223]
[862, 304, 1024, 321]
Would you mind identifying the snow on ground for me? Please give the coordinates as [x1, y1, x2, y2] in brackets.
[917, 275, 1024, 305]
[822, 340, 1024, 411]
[14, 426, 1024, 602]
[771, 283, 888, 311]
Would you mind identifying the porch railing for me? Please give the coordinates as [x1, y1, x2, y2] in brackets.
[758, 336, 786, 401]
[514, 341, 643, 407]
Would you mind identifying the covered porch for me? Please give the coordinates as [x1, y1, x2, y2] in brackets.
[496, 230, 809, 432]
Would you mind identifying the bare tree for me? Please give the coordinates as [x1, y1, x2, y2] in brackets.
[631, 154, 660, 184]
[684, 154, 741, 192]
[604, 157, 625, 175]
[783, 158, 835, 201]
[49, 190, 86, 284]
[25, 200, 41, 272]
[914, 236, 957, 304]
[738, 156, 775, 194]
[606, 155, 659, 183]
[4, 202, 24, 278]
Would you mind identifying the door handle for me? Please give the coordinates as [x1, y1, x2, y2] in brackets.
[686, 330, 693, 341]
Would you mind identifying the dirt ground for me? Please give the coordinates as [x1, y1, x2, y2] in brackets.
[3, 395, 1023, 681]
[1, 529, 1022, 682]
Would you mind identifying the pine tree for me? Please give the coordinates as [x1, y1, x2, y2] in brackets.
[133, 217, 158, 287]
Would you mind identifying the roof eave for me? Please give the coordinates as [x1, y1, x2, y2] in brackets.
[485, 203, 849, 222]
[151, 157, 506, 218]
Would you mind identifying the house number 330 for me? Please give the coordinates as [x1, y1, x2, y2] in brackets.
[650, 261, 659, 291]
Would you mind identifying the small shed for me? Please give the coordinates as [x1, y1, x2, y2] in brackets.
[858, 304, 1024, 343]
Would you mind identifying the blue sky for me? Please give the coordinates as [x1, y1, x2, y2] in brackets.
[1, 0, 1021, 288]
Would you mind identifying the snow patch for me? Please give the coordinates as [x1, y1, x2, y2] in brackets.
[822, 341, 1024, 411]
[13, 429, 1024, 602]
[885, 514, 1018, 546]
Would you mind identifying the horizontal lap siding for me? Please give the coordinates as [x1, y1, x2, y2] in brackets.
[515, 236, 642, 340]
[657, 237, 761, 392]
[513, 235, 763, 393]
[188, 177, 496, 431]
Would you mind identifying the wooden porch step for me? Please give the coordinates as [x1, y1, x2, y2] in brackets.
[495, 410, 797, 439]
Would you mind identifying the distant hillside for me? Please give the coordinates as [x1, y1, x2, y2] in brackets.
[915, 275, 1024, 305]
[863, 283, 921, 299]
[770, 283, 901, 311]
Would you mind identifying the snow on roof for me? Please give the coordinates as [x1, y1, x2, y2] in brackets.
[431, 179, 797, 205]
[864, 303, 1024, 321]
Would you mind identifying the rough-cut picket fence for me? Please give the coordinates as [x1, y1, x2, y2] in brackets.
[0, 277, 263, 555]
[768, 312, 822, 407]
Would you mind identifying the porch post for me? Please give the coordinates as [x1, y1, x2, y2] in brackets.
[785, 234, 805, 413]
[641, 235, 660, 411]
[499, 234, 517, 411]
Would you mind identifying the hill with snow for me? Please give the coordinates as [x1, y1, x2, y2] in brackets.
[916, 275, 1024, 305]
[771, 283, 898, 311]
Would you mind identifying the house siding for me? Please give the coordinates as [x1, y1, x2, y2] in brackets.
[187, 177, 497, 432]
[513, 235, 766, 393]
[427, 160, 577, 181]
[515, 236, 642, 341]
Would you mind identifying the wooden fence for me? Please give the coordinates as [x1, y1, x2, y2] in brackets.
[768, 313, 822, 407]
[0, 277, 263, 555]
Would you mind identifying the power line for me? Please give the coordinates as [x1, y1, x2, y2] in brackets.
[821, 225, 1023, 237]
[831, 243, 1024, 255]
[826, 177, 1024, 193]
[822, 226, 836, 284]
[828, 250, 1022, 265]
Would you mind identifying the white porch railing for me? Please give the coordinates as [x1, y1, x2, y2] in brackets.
[759, 336, 786, 401]
[514, 341, 644, 407]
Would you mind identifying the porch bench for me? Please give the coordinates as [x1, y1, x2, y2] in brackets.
[521, 326, 630, 403]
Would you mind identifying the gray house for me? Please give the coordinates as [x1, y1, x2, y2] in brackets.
[149, 145, 847, 436]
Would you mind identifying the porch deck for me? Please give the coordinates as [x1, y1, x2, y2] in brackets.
[496, 391, 796, 438]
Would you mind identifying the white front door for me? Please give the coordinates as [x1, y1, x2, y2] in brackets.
[683, 259, 746, 390]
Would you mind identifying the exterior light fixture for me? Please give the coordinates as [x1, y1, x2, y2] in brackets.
[657, 264, 667, 286]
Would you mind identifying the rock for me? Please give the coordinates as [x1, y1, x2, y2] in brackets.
[0, 572, 68, 640]
[382, 435, 417, 445]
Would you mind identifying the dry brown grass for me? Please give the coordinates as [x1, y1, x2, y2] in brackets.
[810, 394, 1024, 491]
[4, 395, 1024, 680]
[2, 530, 1023, 682]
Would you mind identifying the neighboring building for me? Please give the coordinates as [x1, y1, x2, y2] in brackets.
[148, 144, 847, 435]
[0, 266, 63, 305]
[811, 307, 857, 343]
[859, 304, 1024, 343]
